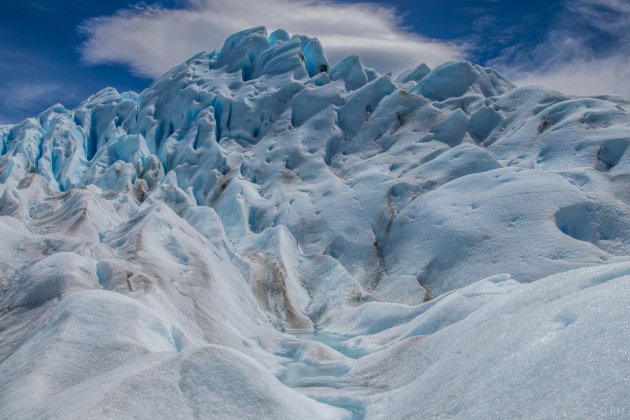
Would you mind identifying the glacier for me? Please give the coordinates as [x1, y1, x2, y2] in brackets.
[0, 26, 629, 419]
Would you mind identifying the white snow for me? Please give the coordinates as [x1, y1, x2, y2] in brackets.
[1, 27, 629, 419]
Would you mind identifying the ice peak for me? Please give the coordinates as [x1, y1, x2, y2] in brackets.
[210, 27, 333, 81]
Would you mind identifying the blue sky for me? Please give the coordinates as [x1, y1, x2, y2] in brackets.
[1, 0, 629, 124]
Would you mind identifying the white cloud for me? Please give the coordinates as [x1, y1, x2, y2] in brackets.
[491, 0, 630, 97]
[510, 56, 630, 97]
[78, 0, 462, 78]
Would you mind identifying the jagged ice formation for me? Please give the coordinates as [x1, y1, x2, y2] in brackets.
[1, 27, 629, 419]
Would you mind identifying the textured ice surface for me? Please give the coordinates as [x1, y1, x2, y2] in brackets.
[1, 27, 629, 419]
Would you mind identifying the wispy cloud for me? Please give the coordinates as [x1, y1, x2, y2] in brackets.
[489, 0, 630, 96]
[0, 49, 83, 124]
[78, 0, 463, 78]
[1, 83, 64, 111]
[0, 81, 82, 124]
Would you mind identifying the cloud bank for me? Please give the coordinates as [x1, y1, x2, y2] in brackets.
[79, 0, 462, 79]
[491, 0, 630, 97]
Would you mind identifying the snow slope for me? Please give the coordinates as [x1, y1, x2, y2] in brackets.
[1, 27, 629, 419]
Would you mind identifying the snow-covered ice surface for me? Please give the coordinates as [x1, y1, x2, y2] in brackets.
[1, 27, 629, 419]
